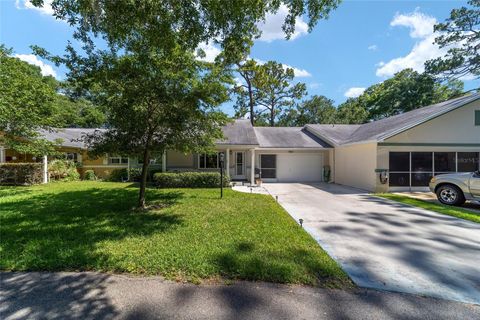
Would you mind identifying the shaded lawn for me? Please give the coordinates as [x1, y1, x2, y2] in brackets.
[377, 193, 480, 224]
[0, 181, 351, 287]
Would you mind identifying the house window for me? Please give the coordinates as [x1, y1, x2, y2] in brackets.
[389, 152, 410, 187]
[109, 156, 128, 164]
[138, 153, 162, 165]
[434, 152, 456, 173]
[389, 151, 480, 187]
[260, 154, 277, 179]
[65, 152, 78, 162]
[458, 152, 480, 172]
[411, 152, 433, 186]
[475, 110, 480, 126]
[198, 153, 224, 169]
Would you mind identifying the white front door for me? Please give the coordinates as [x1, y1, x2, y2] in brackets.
[233, 151, 246, 180]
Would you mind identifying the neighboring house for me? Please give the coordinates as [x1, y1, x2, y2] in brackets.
[1, 93, 479, 192]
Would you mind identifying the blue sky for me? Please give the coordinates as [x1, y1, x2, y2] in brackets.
[2, 0, 478, 115]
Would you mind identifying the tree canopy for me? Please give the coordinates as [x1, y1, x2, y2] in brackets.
[234, 61, 307, 126]
[0, 46, 59, 155]
[346, 69, 464, 121]
[279, 95, 336, 126]
[30, 0, 340, 207]
[425, 0, 479, 83]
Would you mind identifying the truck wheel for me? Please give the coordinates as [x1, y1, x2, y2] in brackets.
[436, 184, 466, 206]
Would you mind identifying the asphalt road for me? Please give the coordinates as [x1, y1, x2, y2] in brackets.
[263, 183, 480, 304]
[1, 272, 479, 320]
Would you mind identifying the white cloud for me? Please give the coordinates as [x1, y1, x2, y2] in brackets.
[376, 10, 447, 78]
[15, 0, 55, 16]
[257, 4, 309, 42]
[344, 87, 366, 98]
[309, 82, 321, 89]
[197, 42, 221, 62]
[15, 54, 58, 78]
[286, 65, 312, 77]
[253, 58, 311, 78]
[390, 9, 437, 39]
[368, 44, 378, 51]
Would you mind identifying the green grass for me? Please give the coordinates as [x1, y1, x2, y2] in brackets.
[377, 193, 480, 223]
[0, 181, 351, 287]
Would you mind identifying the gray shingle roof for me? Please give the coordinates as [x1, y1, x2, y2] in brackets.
[304, 124, 361, 146]
[254, 127, 332, 148]
[217, 119, 259, 145]
[307, 93, 480, 145]
[40, 128, 104, 149]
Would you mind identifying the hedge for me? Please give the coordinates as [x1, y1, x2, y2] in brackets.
[107, 168, 162, 182]
[153, 172, 230, 188]
[0, 163, 44, 185]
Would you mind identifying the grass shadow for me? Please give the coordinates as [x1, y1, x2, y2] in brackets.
[0, 184, 184, 271]
[214, 241, 353, 288]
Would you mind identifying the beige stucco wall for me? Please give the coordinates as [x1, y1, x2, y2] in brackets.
[334, 142, 377, 191]
[166, 150, 194, 169]
[386, 100, 480, 144]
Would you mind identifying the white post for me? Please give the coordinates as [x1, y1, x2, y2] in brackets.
[0, 146, 5, 163]
[43, 155, 48, 184]
[225, 148, 230, 177]
[162, 151, 167, 172]
[127, 157, 130, 181]
[250, 149, 255, 185]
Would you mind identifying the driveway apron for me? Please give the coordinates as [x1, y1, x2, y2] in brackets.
[263, 183, 480, 305]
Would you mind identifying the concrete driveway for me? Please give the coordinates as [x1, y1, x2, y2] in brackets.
[263, 183, 480, 305]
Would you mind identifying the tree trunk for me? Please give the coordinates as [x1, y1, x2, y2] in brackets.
[270, 106, 275, 127]
[247, 81, 255, 126]
[138, 147, 151, 208]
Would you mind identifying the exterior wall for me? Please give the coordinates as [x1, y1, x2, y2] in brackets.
[386, 100, 480, 144]
[334, 142, 377, 191]
[377, 100, 480, 192]
[166, 150, 194, 169]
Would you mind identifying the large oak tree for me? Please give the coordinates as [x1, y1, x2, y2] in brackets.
[31, 0, 340, 207]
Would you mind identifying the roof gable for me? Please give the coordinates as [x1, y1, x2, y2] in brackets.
[307, 93, 480, 146]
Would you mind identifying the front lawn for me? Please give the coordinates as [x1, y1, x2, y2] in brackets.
[0, 181, 351, 287]
[377, 193, 480, 223]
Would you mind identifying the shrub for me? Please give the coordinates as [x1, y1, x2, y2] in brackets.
[153, 172, 230, 188]
[107, 168, 128, 182]
[107, 167, 160, 182]
[48, 159, 80, 181]
[0, 163, 44, 185]
[128, 168, 142, 182]
[83, 170, 97, 181]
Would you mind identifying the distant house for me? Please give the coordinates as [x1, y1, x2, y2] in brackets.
[1, 93, 479, 192]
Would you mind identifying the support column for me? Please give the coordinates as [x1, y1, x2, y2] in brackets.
[225, 148, 230, 177]
[250, 149, 255, 185]
[162, 151, 167, 172]
[42, 155, 48, 184]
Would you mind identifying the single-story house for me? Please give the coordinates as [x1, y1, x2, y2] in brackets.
[1, 93, 479, 192]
